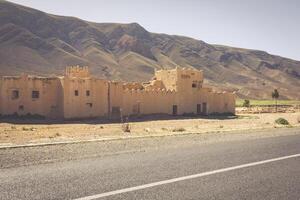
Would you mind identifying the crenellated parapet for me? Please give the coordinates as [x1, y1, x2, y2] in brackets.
[123, 88, 176, 95]
[65, 66, 90, 78]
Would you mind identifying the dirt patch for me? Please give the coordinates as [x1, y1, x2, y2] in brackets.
[0, 112, 299, 145]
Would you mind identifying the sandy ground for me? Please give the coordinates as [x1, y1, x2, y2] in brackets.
[0, 112, 299, 145]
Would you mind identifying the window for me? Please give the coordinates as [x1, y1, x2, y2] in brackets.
[18, 105, 24, 111]
[86, 103, 93, 108]
[86, 90, 90, 96]
[192, 83, 197, 88]
[32, 91, 39, 99]
[12, 90, 19, 100]
[74, 90, 79, 96]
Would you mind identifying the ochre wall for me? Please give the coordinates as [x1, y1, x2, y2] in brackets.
[0, 78, 2, 115]
[0, 66, 235, 119]
[62, 77, 108, 119]
[0, 75, 63, 118]
[121, 89, 177, 116]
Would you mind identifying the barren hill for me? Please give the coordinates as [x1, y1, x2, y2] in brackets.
[0, 1, 299, 99]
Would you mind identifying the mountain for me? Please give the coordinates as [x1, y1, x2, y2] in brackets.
[0, 0, 299, 99]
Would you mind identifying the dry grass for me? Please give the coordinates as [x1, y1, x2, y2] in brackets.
[236, 99, 300, 107]
[172, 127, 186, 132]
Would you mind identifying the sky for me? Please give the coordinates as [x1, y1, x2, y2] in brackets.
[8, 0, 300, 61]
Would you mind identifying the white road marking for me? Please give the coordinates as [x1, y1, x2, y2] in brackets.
[74, 153, 300, 200]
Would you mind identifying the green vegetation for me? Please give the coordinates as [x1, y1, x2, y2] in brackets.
[275, 118, 289, 125]
[272, 89, 280, 112]
[236, 99, 300, 107]
[237, 115, 260, 119]
[242, 99, 250, 107]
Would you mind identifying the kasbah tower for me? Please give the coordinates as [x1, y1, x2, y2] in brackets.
[0, 66, 235, 119]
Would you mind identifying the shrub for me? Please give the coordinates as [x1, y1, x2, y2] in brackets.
[242, 99, 250, 107]
[122, 123, 131, 132]
[275, 118, 289, 125]
[172, 127, 186, 132]
[22, 127, 36, 131]
[144, 128, 151, 132]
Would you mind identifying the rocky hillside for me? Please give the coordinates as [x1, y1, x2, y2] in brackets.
[0, 1, 299, 99]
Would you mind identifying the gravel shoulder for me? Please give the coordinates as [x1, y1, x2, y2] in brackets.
[1, 126, 300, 169]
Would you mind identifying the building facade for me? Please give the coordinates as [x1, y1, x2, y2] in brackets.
[0, 66, 235, 119]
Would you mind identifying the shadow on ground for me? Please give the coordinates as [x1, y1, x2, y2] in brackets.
[0, 113, 237, 125]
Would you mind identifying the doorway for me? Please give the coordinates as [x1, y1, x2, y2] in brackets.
[202, 102, 207, 115]
[172, 105, 178, 115]
[197, 104, 201, 115]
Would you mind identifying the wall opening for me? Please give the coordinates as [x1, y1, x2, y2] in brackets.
[172, 105, 178, 115]
[18, 105, 24, 111]
[202, 102, 207, 115]
[197, 104, 202, 115]
[86, 103, 93, 108]
[11, 90, 19, 100]
[74, 90, 79, 96]
[132, 103, 141, 115]
[86, 90, 90, 96]
[32, 91, 40, 99]
[111, 106, 121, 119]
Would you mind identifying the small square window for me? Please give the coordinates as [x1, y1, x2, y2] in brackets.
[86, 90, 90, 96]
[75, 90, 79, 96]
[12, 90, 19, 100]
[32, 91, 39, 99]
[192, 83, 197, 88]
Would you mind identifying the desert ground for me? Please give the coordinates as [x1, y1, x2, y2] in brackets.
[0, 111, 299, 146]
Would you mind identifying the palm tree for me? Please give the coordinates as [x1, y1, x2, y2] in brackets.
[272, 89, 279, 112]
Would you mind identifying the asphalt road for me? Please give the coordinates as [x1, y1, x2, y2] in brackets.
[0, 128, 300, 200]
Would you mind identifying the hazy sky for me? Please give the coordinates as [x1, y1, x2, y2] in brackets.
[8, 0, 300, 61]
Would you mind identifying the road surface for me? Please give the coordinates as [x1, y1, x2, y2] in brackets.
[0, 128, 300, 200]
